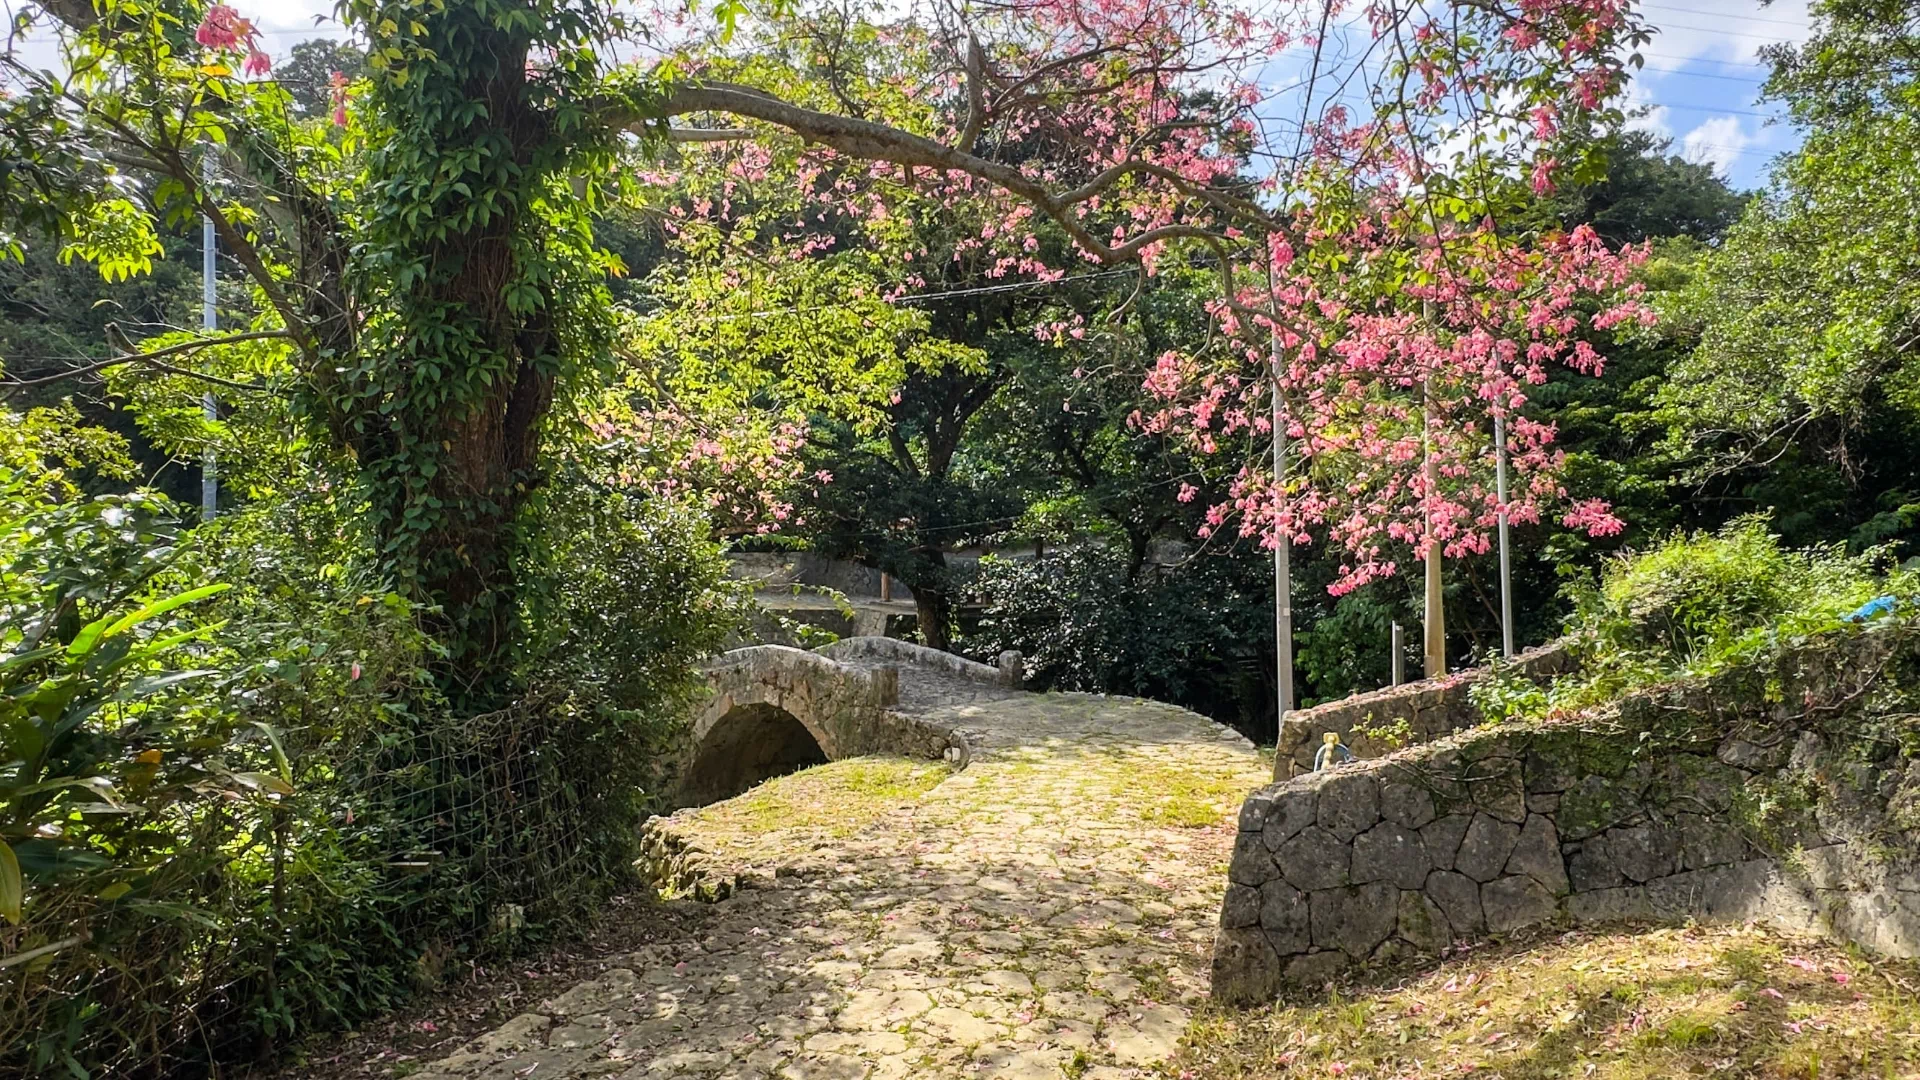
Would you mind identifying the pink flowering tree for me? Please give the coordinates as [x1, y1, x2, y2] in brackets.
[635, 0, 1656, 599]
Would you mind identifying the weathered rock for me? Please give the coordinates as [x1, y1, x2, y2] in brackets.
[1504, 815, 1570, 895]
[1396, 890, 1452, 953]
[1426, 870, 1484, 937]
[1317, 771, 1381, 842]
[1352, 822, 1431, 890]
[1454, 813, 1522, 883]
[1566, 885, 1652, 924]
[1470, 766, 1527, 824]
[1220, 885, 1261, 929]
[1565, 841, 1624, 892]
[1228, 831, 1279, 887]
[1309, 882, 1400, 958]
[1276, 826, 1350, 892]
[1283, 950, 1349, 986]
[1379, 780, 1437, 829]
[1481, 875, 1556, 934]
[1678, 816, 1748, 871]
[1420, 813, 1472, 871]
[1258, 879, 1311, 954]
[1262, 787, 1320, 850]
[1604, 825, 1679, 884]
[1236, 788, 1276, 833]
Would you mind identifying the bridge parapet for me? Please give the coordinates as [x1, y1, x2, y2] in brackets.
[674, 643, 964, 806]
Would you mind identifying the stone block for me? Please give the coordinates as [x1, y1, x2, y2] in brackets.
[1504, 815, 1570, 895]
[1420, 813, 1472, 871]
[1283, 950, 1349, 987]
[1678, 817, 1749, 871]
[1236, 789, 1276, 833]
[1276, 826, 1351, 892]
[1647, 860, 1775, 922]
[1262, 787, 1320, 850]
[1228, 831, 1279, 887]
[1470, 766, 1527, 824]
[1426, 869, 1485, 938]
[1352, 822, 1431, 890]
[1379, 780, 1437, 829]
[1259, 879, 1311, 954]
[1455, 813, 1522, 883]
[1220, 885, 1260, 929]
[1565, 842, 1625, 892]
[1210, 928, 1281, 1005]
[1604, 825, 1679, 884]
[1566, 886, 1651, 924]
[1309, 882, 1399, 958]
[1397, 890, 1452, 953]
[1482, 875, 1557, 934]
[1317, 771, 1381, 841]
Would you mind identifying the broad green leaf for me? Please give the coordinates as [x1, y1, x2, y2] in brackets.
[0, 840, 20, 924]
[96, 583, 231, 644]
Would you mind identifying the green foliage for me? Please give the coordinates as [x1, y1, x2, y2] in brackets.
[962, 545, 1278, 730]
[1475, 519, 1915, 723]
[1576, 517, 1898, 664]
[1548, 127, 1750, 245]
[0, 414, 742, 1076]
[1654, 0, 1920, 522]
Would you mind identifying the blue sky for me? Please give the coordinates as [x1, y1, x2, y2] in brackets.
[1622, 0, 1811, 189]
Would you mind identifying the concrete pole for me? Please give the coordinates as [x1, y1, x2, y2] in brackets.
[200, 152, 218, 522]
[1391, 622, 1404, 686]
[1496, 411, 1514, 658]
[1270, 326, 1295, 781]
[1422, 374, 1444, 679]
[1428, 297, 1443, 676]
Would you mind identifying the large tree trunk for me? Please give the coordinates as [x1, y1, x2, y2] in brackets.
[913, 585, 954, 652]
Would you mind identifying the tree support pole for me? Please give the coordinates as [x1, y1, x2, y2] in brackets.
[201, 151, 218, 522]
[1271, 321, 1295, 781]
[1496, 411, 1514, 658]
[1422, 380, 1444, 680]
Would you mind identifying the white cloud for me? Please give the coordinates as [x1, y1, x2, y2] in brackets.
[1638, 0, 1814, 67]
[1680, 114, 1755, 174]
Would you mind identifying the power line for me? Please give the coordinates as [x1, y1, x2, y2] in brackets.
[1640, 2, 1811, 30]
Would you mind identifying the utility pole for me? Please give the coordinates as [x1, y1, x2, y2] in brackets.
[1496, 411, 1514, 658]
[200, 152, 217, 522]
[1270, 322, 1295, 781]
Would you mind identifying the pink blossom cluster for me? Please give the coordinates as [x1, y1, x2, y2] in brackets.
[195, 5, 270, 77]
[1138, 217, 1652, 594]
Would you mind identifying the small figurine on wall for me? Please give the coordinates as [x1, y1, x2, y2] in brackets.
[1314, 731, 1356, 771]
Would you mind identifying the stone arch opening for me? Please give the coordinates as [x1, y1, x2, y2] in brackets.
[679, 702, 830, 806]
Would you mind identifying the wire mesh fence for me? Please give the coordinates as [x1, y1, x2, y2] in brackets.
[1, 691, 656, 1079]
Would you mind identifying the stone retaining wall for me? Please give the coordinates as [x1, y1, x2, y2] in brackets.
[1213, 624, 1920, 1004]
[1275, 643, 1574, 777]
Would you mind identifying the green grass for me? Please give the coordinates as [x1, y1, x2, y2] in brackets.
[1108, 754, 1248, 829]
[694, 756, 950, 838]
[1172, 925, 1920, 1080]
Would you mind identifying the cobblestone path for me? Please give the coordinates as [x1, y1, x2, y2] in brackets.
[412, 686, 1264, 1080]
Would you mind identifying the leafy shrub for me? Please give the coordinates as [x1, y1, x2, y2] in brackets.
[1574, 516, 1903, 666]
[1474, 518, 1914, 723]
[1, 452, 743, 1075]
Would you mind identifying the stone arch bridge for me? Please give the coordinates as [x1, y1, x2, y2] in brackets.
[673, 637, 1022, 805]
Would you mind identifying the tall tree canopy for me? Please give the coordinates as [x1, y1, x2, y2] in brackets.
[3, 0, 1654, 691]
